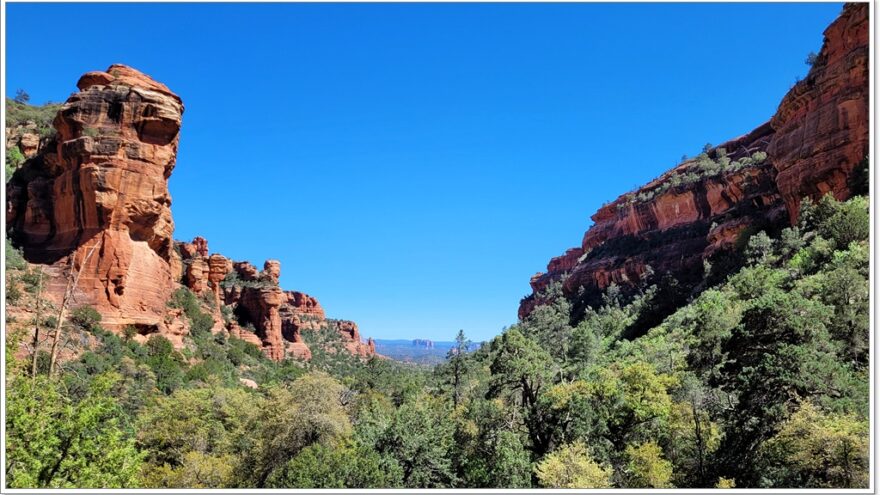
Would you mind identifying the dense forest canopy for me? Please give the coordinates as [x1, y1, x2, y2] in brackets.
[5, 191, 869, 488]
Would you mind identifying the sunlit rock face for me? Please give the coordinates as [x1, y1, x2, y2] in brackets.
[520, 4, 868, 320]
[7, 64, 184, 335]
[768, 2, 869, 222]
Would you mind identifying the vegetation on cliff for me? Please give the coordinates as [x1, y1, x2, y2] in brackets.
[5, 194, 869, 488]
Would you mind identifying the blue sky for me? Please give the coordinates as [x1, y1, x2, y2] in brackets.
[6, 2, 842, 342]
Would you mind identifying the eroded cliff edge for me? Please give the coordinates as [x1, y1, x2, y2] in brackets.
[6, 65, 375, 361]
[520, 3, 869, 321]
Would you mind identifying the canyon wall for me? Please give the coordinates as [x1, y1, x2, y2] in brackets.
[520, 3, 869, 319]
[6, 65, 376, 361]
[7, 64, 184, 334]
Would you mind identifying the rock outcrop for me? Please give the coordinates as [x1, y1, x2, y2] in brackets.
[768, 3, 869, 222]
[6, 122, 45, 158]
[236, 286, 286, 361]
[7, 64, 184, 334]
[520, 4, 869, 320]
[7, 65, 376, 362]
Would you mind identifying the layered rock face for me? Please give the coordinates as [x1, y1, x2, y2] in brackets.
[175, 250, 374, 362]
[6, 122, 46, 159]
[769, 3, 869, 222]
[7, 64, 184, 333]
[520, 4, 869, 320]
[7, 65, 375, 362]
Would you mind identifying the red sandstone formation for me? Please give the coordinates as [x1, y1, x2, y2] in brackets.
[237, 286, 286, 361]
[263, 260, 281, 284]
[207, 254, 232, 306]
[7, 66, 375, 362]
[234, 261, 260, 281]
[768, 3, 869, 222]
[5, 122, 45, 158]
[285, 291, 325, 318]
[7, 64, 184, 334]
[520, 4, 868, 319]
[228, 321, 263, 348]
[185, 257, 210, 294]
[332, 320, 376, 357]
[192, 236, 209, 257]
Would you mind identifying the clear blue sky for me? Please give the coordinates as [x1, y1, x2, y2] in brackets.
[6, 2, 842, 342]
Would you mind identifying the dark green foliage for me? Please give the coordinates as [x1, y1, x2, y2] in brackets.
[265, 442, 402, 488]
[70, 306, 102, 332]
[4, 193, 869, 488]
[14, 89, 30, 104]
[145, 336, 185, 394]
[220, 270, 274, 289]
[848, 156, 869, 196]
[168, 287, 214, 337]
[5, 237, 26, 270]
[6, 97, 62, 138]
[805, 51, 819, 66]
[374, 395, 458, 487]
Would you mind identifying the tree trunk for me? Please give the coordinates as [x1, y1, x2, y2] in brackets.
[30, 267, 44, 378]
[48, 243, 98, 377]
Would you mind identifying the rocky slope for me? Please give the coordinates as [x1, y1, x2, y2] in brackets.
[520, 3, 869, 320]
[6, 65, 376, 361]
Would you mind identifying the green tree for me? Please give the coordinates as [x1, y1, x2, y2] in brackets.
[453, 398, 532, 488]
[137, 384, 259, 471]
[446, 329, 472, 407]
[375, 394, 457, 488]
[5, 373, 142, 488]
[265, 441, 402, 488]
[242, 372, 352, 487]
[145, 335, 185, 394]
[762, 402, 868, 488]
[624, 441, 674, 488]
[487, 328, 556, 455]
[534, 442, 613, 488]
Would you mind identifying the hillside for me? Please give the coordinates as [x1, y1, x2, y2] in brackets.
[3, 2, 871, 490]
[520, 3, 869, 334]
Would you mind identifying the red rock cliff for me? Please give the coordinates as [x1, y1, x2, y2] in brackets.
[768, 3, 869, 222]
[7, 66, 376, 362]
[520, 4, 869, 319]
[7, 64, 184, 334]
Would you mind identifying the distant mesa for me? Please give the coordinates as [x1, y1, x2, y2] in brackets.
[412, 339, 434, 348]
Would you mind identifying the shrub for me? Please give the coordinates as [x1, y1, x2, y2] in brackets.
[6, 147, 25, 180]
[6, 277, 22, 304]
[13, 89, 29, 104]
[6, 98, 62, 137]
[5, 238, 26, 270]
[71, 306, 102, 332]
[19, 269, 42, 293]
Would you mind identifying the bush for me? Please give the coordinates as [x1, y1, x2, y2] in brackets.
[5, 238, 26, 270]
[6, 278, 22, 303]
[71, 306, 102, 332]
[6, 147, 25, 181]
[6, 98, 62, 137]
[19, 269, 42, 293]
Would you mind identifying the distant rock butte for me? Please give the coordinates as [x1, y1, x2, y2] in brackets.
[6, 65, 375, 361]
[520, 4, 869, 319]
